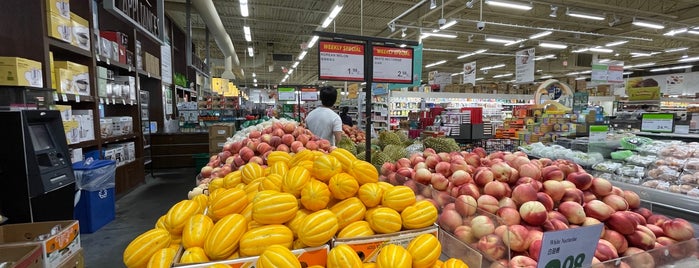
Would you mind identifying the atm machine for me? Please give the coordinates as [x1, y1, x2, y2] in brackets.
[0, 110, 76, 223]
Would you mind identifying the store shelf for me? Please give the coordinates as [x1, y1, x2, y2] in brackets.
[609, 180, 699, 217]
[68, 139, 98, 149]
[96, 55, 135, 73]
[100, 96, 138, 106]
[48, 38, 92, 58]
[137, 70, 162, 80]
[102, 133, 138, 145]
[54, 92, 95, 103]
[391, 91, 534, 100]
[633, 132, 699, 140]
[175, 85, 196, 94]
[144, 145, 151, 149]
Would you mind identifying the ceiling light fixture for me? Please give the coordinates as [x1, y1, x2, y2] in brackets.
[493, 73, 513, 78]
[529, 31, 553, 39]
[254, 83, 258, 87]
[288, 69, 294, 75]
[253, 78, 257, 83]
[298, 51, 308, 60]
[240, 0, 249, 17]
[485, 0, 532, 11]
[589, 47, 614, 53]
[321, 4, 344, 28]
[466, 0, 475, 8]
[243, 26, 252, 42]
[622, 72, 633, 75]
[481, 64, 506, 70]
[457, 49, 488, 59]
[549, 5, 558, 17]
[682, 53, 689, 59]
[575, 77, 587, 80]
[505, 39, 527, 46]
[630, 52, 660, 57]
[566, 72, 580, 76]
[421, 33, 458, 39]
[679, 56, 699, 63]
[440, 20, 458, 30]
[401, 28, 407, 38]
[572, 48, 589, 53]
[665, 47, 688, 53]
[664, 28, 688, 36]
[541, 75, 553, 79]
[307, 35, 319, 48]
[485, 37, 515, 43]
[534, 54, 556, 61]
[425, 60, 447, 68]
[430, 0, 437, 9]
[609, 15, 621, 27]
[599, 59, 611, 63]
[605, 40, 628, 47]
[451, 72, 464, 77]
[475, 77, 484, 81]
[632, 19, 665, 29]
[688, 30, 699, 35]
[580, 70, 592, 74]
[634, 62, 656, 67]
[399, 44, 407, 48]
[248, 46, 254, 57]
[292, 62, 299, 68]
[252, 73, 256, 77]
[671, 65, 693, 69]
[566, 8, 605, 21]
[539, 42, 567, 49]
[649, 67, 669, 72]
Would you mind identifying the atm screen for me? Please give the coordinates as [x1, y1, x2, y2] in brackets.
[29, 124, 54, 151]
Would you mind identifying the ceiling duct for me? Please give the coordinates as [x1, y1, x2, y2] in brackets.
[191, 0, 244, 79]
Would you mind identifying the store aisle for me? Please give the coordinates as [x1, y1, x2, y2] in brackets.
[81, 168, 195, 267]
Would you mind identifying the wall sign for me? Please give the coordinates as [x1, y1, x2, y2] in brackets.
[104, 0, 163, 42]
[161, 44, 172, 85]
[537, 224, 603, 268]
[318, 41, 365, 81]
[372, 46, 413, 83]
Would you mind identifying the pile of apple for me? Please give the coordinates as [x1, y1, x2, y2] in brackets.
[380, 148, 697, 267]
[199, 122, 333, 182]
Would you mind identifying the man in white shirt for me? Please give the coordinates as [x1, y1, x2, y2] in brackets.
[305, 86, 343, 146]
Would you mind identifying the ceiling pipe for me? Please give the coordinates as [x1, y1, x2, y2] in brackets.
[387, 0, 429, 27]
[191, 0, 244, 79]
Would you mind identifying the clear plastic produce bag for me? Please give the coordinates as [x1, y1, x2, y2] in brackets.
[72, 158, 117, 191]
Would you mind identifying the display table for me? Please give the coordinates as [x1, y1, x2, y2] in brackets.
[151, 133, 209, 169]
[634, 131, 699, 141]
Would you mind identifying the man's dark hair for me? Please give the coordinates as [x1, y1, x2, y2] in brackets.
[341, 106, 349, 115]
[319, 86, 337, 107]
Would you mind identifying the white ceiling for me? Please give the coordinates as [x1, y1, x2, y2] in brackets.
[165, 0, 699, 87]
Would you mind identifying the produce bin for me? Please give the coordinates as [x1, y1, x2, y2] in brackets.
[72, 159, 116, 233]
[193, 153, 210, 174]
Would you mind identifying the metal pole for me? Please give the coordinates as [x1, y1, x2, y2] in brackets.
[365, 42, 373, 161]
[185, 0, 192, 66]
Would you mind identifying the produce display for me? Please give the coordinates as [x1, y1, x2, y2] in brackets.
[341, 124, 366, 143]
[379, 147, 697, 266]
[519, 143, 604, 167]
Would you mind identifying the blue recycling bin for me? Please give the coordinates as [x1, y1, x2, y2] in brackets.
[72, 159, 116, 233]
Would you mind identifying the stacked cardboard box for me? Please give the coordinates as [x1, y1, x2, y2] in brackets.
[46, 0, 71, 43]
[104, 141, 136, 166]
[54, 61, 90, 96]
[0, 56, 43, 88]
[0, 220, 82, 268]
[144, 52, 160, 76]
[209, 124, 236, 154]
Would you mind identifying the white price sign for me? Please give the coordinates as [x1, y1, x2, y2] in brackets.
[300, 88, 318, 101]
[319, 41, 365, 81]
[537, 224, 603, 268]
[372, 46, 413, 83]
[607, 65, 624, 83]
[641, 113, 674, 133]
[589, 125, 608, 143]
[278, 87, 296, 101]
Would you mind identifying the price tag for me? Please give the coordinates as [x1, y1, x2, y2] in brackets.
[148, 73, 151, 78]
[537, 224, 602, 268]
[61, 94, 68, 102]
[53, 92, 59, 101]
[106, 58, 110, 65]
[372, 46, 413, 83]
[100, 98, 104, 104]
[75, 95, 80, 103]
[128, 66, 132, 72]
[122, 99, 126, 105]
[641, 113, 674, 133]
[588, 125, 608, 143]
[111, 98, 116, 105]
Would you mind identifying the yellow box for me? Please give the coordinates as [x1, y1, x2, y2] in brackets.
[46, 0, 70, 19]
[54, 61, 86, 73]
[49, 52, 56, 89]
[47, 12, 72, 43]
[70, 13, 90, 50]
[0, 56, 43, 87]
[55, 61, 89, 95]
[55, 68, 74, 94]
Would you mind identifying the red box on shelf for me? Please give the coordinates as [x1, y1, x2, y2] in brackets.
[460, 107, 483, 124]
[100, 31, 127, 64]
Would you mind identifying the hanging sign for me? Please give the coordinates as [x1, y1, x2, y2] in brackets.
[641, 113, 674, 133]
[607, 65, 624, 83]
[278, 87, 296, 101]
[319, 41, 365, 81]
[372, 46, 413, 83]
[463, 61, 476, 85]
[537, 224, 603, 268]
[591, 64, 608, 82]
[516, 48, 535, 83]
[300, 87, 318, 101]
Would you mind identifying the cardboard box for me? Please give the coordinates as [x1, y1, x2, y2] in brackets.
[51, 104, 72, 121]
[174, 245, 329, 267]
[49, 52, 55, 89]
[0, 244, 44, 268]
[99, 37, 112, 60]
[57, 248, 83, 268]
[55, 68, 73, 94]
[0, 220, 81, 268]
[114, 76, 136, 100]
[0, 57, 43, 88]
[70, 13, 90, 51]
[332, 225, 439, 262]
[46, 12, 72, 43]
[63, 120, 79, 144]
[208, 124, 235, 140]
[46, 0, 70, 19]
[100, 31, 127, 64]
[209, 138, 227, 154]
[126, 142, 135, 161]
[96, 78, 107, 97]
[55, 61, 89, 96]
[73, 110, 94, 142]
[99, 118, 113, 138]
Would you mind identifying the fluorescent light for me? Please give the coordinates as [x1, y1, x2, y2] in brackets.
[240, 0, 249, 17]
[630, 52, 660, 57]
[539, 42, 567, 49]
[605, 40, 628, 47]
[664, 28, 688, 36]
[485, 0, 532, 10]
[679, 56, 699, 62]
[665, 47, 688, 53]
[399, 44, 407, 48]
[566, 72, 580, 76]
[457, 49, 488, 59]
[540, 75, 553, 79]
[253, 78, 257, 83]
[485, 37, 515, 44]
[534, 54, 556, 61]
[599, 59, 611, 63]
[649, 67, 669, 72]
[252, 73, 256, 77]
[633, 19, 665, 29]
[622, 72, 633, 75]
[493, 73, 513, 78]
[422, 33, 457, 39]
[254, 83, 258, 87]
[321, 5, 344, 28]
[580, 70, 592, 74]
[288, 69, 294, 75]
[248, 46, 254, 57]
[572, 48, 589, 53]
[451, 72, 464, 77]
[529, 31, 552, 39]
[439, 20, 457, 30]
[292, 62, 299, 68]
[425, 60, 447, 68]
[671, 65, 692, 69]
[298, 51, 308, 60]
[360, 82, 367, 85]
[480, 64, 505, 70]
[243, 26, 252, 42]
[475, 77, 484, 81]
[504, 39, 527, 46]
[634, 62, 656, 67]
[566, 9, 605, 21]
[689, 30, 699, 35]
[307, 35, 319, 48]
[575, 77, 587, 80]
[589, 47, 614, 53]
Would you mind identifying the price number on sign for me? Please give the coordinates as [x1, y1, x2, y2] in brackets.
[347, 68, 359, 75]
[544, 253, 586, 268]
[397, 70, 408, 78]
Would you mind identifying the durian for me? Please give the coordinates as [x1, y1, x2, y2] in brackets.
[423, 137, 461, 153]
[383, 144, 408, 162]
[378, 131, 402, 149]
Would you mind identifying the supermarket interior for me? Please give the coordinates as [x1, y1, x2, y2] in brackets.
[2, 0, 699, 267]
